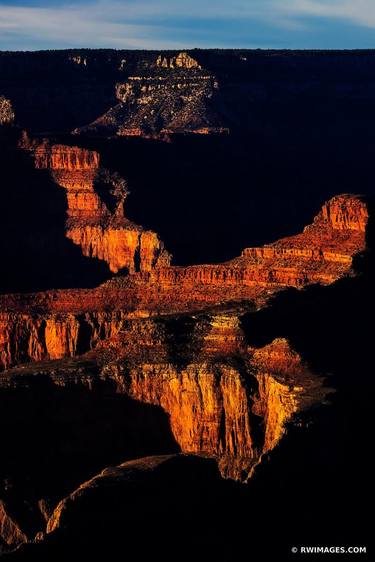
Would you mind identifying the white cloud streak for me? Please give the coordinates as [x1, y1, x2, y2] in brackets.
[0, 3, 189, 49]
[281, 0, 375, 28]
[0, 0, 375, 50]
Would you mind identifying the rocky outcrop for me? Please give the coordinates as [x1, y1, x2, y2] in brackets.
[0, 311, 132, 370]
[74, 52, 227, 138]
[0, 501, 28, 547]
[33, 454, 233, 561]
[115, 363, 257, 477]
[20, 136, 170, 273]
[0, 96, 15, 125]
[117, 194, 367, 290]
[317, 193, 369, 231]
[0, 497, 45, 550]
[111, 357, 305, 478]
[156, 52, 201, 69]
[234, 194, 368, 282]
[33, 142, 99, 171]
[250, 339, 314, 451]
[45, 455, 195, 534]
[4, 48, 375, 139]
[127, 194, 368, 291]
[101, 330, 324, 479]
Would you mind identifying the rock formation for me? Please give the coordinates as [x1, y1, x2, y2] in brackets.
[19, 136, 170, 274]
[0, 501, 28, 547]
[23, 455, 238, 561]
[74, 52, 227, 138]
[106, 336, 323, 479]
[236, 193, 368, 284]
[0, 96, 15, 125]
[156, 52, 202, 69]
[0, 307, 325, 481]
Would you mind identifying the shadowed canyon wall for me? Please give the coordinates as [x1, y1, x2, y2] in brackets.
[75, 52, 227, 138]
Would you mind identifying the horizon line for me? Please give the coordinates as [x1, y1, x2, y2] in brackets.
[2, 46, 375, 53]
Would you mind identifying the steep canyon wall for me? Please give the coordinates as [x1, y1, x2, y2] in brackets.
[20, 137, 170, 274]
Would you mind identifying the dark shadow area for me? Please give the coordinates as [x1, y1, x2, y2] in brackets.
[0, 375, 179, 541]
[235, 200, 375, 560]
[2, 50, 375, 269]
[60, 124, 375, 268]
[0, 51, 120, 132]
[3, 456, 246, 562]
[2, 50, 375, 267]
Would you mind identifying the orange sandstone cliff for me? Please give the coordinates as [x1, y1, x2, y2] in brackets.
[0, 309, 325, 482]
[19, 136, 170, 274]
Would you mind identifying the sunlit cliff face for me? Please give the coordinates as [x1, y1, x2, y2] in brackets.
[0, 308, 326, 485]
[19, 136, 170, 274]
[101, 326, 325, 480]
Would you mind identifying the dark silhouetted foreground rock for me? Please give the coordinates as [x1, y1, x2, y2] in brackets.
[4, 455, 241, 561]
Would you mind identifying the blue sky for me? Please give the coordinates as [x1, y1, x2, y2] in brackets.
[1, 0, 375, 50]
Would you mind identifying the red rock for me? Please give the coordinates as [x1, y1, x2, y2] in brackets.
[19, 136, 170, 274]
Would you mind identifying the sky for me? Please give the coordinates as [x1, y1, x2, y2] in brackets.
[1, 0, 375, 51]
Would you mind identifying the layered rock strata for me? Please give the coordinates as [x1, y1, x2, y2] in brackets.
[108, 338, 323, 479]
[0, 195, 368, 370]
[20, 136, 170, 273]
[0, 308, 325, 481]
[74, 52, 228, 138]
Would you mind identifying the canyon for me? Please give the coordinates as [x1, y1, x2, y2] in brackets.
[0, 49, 374, 561]
[0, 188, 368, 555]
